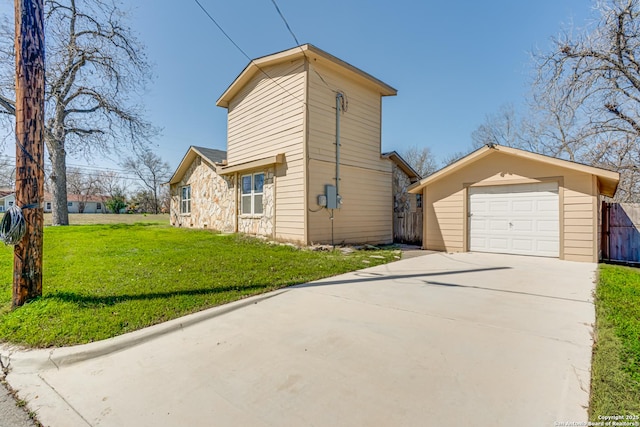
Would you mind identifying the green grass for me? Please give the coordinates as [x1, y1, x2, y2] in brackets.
[0, 224, 398, 347]
[44, 213, 168, 225]
[590, 264, 640, 419]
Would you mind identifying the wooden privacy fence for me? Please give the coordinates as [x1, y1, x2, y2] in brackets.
[601, 202, 640, 263]
[393, 210, 423, 245]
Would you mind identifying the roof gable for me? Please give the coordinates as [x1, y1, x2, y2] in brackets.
[382, 151, 421, 181]
[169, 146, 227, 185]
[408, 144, 620, 197]
[216, 44, 397, 108]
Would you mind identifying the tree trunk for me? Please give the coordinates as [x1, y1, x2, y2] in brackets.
[48, 141, 69, 225]
[13, 0, 45, 307]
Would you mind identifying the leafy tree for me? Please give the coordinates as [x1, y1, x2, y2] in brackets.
[0, 0, 155, 224]
[105, 189, 127, 214]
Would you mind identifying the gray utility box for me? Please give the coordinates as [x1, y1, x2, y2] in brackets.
[325, 184, 339, 209]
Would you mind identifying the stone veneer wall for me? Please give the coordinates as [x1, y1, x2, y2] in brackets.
[237, 167, 275, 238]
[170, 157, 236, 232]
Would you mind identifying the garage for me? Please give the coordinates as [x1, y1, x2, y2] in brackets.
[469, 182, 559, 257]
[408, 144, 620, 263]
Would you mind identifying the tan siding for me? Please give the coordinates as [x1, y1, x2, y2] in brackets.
[224, 59, 307, 243]
[306, 62, 388, 173]
[307, 160, 392, 244]
[422, 151, 601, 261]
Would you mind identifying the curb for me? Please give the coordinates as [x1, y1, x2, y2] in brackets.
[2, 289, 288, 372]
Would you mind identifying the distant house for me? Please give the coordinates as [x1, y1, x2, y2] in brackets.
[169, 44, 421, 245]
[0, 189, 15, 213]
[43, 193, 107, 214]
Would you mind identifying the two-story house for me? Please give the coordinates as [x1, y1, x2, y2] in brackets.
[169, 44, 420, 245]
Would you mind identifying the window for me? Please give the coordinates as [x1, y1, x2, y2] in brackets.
[181, 185, 191, 214]
[241, 173, 264, 215]
[67, 202, 73, 207]
[96, 202, 102, 210]
[46, 202, 51, 210]
[416, 194, 423, 209]
[8, 201, 13, 207]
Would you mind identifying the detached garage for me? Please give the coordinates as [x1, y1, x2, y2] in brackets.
[408, 144, 620, 263]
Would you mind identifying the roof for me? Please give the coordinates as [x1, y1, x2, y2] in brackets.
[43, 193, 106, 202]
[408, 144, 620, 197]
[0, 189, 13, 198]
[216, 44, 397, 108]
[381, 151, 421, 181]
[169, 146, 227, 185]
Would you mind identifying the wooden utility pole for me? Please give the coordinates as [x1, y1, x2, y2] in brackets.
[13, 0, 45, 307]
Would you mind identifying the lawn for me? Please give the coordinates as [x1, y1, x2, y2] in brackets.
[44, 213, 168, 225]
[0, 224, 399, 347]
[590, 264, 640, 419]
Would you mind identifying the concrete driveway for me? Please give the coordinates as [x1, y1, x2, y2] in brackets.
[2, 252, 596, 427]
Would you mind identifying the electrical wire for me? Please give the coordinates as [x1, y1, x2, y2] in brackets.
[193, 0, 306, 106]
[0, 204, 26, 245]
[268, 0, 337, 93]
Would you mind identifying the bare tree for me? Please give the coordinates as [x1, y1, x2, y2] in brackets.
[0, 155, 15, 188]
[534, 0, 640, 201]
[471, 104, 527, 150]
[66, 167, 101, 213]
[123, 150, 171, 214]
[0, 0, 155, 224]
[400, 145, 439, 177]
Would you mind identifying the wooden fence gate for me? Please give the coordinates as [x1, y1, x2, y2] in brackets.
[601, 202, 640, 263]
[393, 210, 423, 245]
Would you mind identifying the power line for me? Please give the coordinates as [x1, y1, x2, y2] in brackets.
[270, 0, 300, 46]
[192, 0, 306, 105]
[268, 0, 335, 93]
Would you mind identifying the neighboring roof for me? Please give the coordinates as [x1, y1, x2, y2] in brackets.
[382, 151, 421, 181]
[43, 193, 106, 202]
[216, 44, 397, 108]
[169, 146, 227, 185]
[408, 144, 620, 197]
[0, 189, 13, 199]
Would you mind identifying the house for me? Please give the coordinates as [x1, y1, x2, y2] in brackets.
[170, 44, 418, 245]
[0, 189, 15, 212]
[43, 193, 107, 214]
[408, 144, 620, 263]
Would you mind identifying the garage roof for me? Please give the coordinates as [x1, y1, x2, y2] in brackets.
[408, 144, 620, 197]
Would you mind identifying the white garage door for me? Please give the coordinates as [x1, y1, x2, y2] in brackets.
[469, 182, 559, 257]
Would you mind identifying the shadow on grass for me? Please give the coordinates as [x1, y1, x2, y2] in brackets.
[43, 283, 279, 307]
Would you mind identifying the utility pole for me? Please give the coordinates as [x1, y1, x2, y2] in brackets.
[13, 0, 45, 307]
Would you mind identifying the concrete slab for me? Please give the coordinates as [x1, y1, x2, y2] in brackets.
[1, 252, 596, 426]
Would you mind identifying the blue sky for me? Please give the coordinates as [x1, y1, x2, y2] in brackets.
[0, 0, 594, 175]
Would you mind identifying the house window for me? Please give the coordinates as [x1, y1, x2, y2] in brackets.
[46, 202, 51, 210]
[241, 173, 264, 215]
[8, 201, 13, 207]
[97, 202, 102, 210]
[67, 202, 73, 207]
[416, 194, 423, 209]
[181, 185, 191, 214]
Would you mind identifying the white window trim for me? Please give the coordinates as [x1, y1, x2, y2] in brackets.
[180, 185, 191, 215]
[240, 172, 265, 217]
